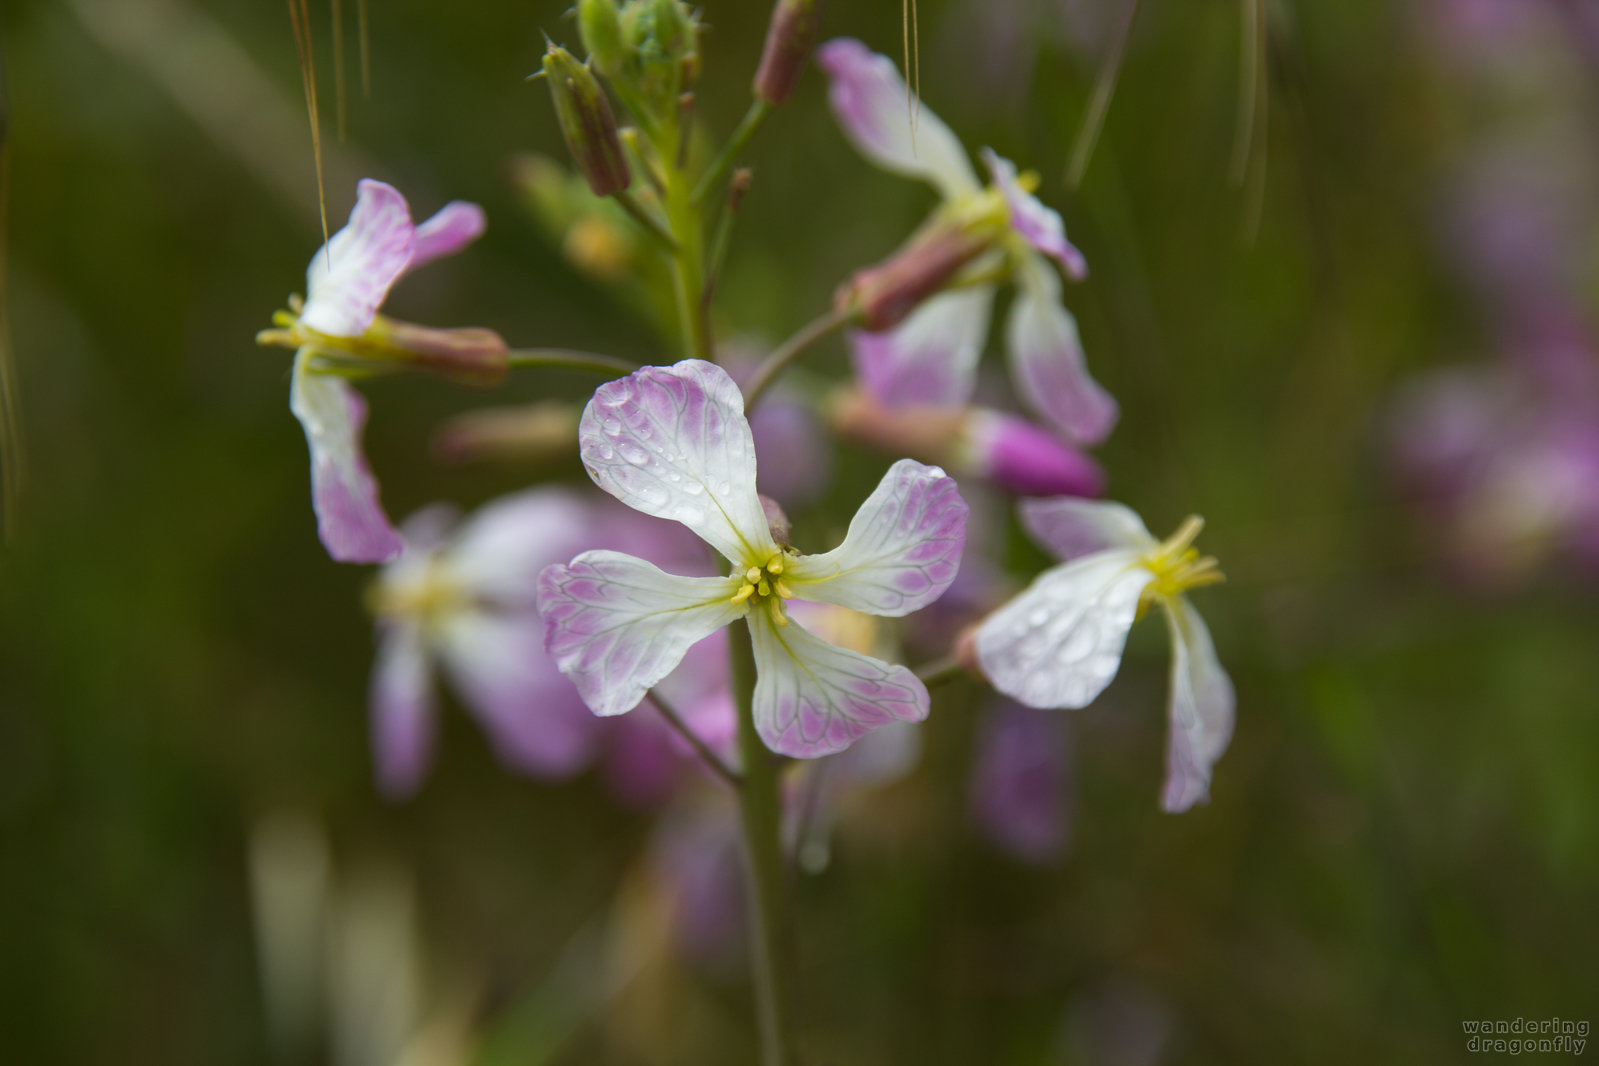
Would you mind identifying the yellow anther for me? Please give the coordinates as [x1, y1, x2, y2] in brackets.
[730, 583, 756, 605]
[757, 578, 771, 597]
[745, 566, 763, 584]
[1017, 169, 1042, 194]
[766, 556, 785, 575]
[772, 578, 794, 600]
[1140, 516, 1224, 613]
[272, 309, 299, 330]
[767, 597, 788, 627]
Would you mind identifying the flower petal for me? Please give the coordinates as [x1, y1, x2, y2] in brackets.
[816, 38, 981, 201]
[748, 612, 928, 758]
[538, 550, 745, 718]
[437, 611, 603, 778]
[1160, 597, 1235, 812]
[1007, 268, 1119, 445]
[849, 286, 994, 408]
[302, 179, 416, 337]
[290, 356, 404, 563]
[445, 488, 595, 605]
[369, 620, 436, 799]
[981, 148, 1088, 280]
[1018, 497, 1157, 562]
[408, 201, 486, 270]
[785, 459, 969, 617]
[580, 360, 776, 565]
[970, 700, 1071, 864]
[974, 549, 1153, 709]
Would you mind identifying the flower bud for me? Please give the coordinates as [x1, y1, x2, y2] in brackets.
[961, 411, 1105, 497]
[366, 320, 510, 388]
[835, 220, 990, 331]
[432, 401, 581, 465]
[577, 0, 627, 79]
[759, 494, 793, 548]
[754, 0, 828, 106]
[622, 0, 699, 106]
[543, 45, 632, 197]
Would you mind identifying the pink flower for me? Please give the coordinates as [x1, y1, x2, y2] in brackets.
[818, 38, 1117, 446]
[974, 499, 1233, 812]
[970, 700, 1072, 864]
[538, 360, 970, 758]
[269, 179, 488, 563]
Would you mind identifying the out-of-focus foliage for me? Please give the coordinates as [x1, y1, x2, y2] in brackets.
[1, 0, 1596, 1063]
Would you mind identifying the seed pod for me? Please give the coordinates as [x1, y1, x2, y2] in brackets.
[543, 45, 632, 197]
[754, 0, 827, 106]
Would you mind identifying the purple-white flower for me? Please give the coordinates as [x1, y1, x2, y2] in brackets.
[970, 700, 1072, 864]
[818, 38, 1117, 446]
[260, 179, 490, 563]
[538, 359, 970, 758]
[366, 490, 605, 797]
[974, 499, 1233, 812]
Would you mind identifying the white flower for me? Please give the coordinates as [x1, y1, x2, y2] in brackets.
[974, 499, 1234, 811]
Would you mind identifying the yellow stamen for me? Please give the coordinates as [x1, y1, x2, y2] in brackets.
[772, 577, 794, 600]
[766, 557, 784, 575]
[767, 596, 788, 627]
[1138, 516, 1225, 616]
[745, 566, 762, 584]
[1017, 169, 1042, 194]
[757, 578, 771, 597]
[730, 583, 755, 605]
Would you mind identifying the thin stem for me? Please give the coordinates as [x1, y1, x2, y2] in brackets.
[693, 98, 770, 204]
[613, 190, 679, 253]
[1066, 0, 1142, 190]
[505, 348, 637, 376]
[648, 691, 742, 787]
[729, 621, 800, 1066]
[914, 655, 965, 688]
[742, 305, 857, 413]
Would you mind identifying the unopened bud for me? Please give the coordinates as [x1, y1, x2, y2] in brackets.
[623, 0, 699, 107]
[961, 412, 1105, 497]
[754, 0, 827, 105]
[836, 221, 990, 331]
[365, 319, 510, 387]
[577, 0, 627, 79]
[432, 401, 581, 465]
[543, 45, 632, 197]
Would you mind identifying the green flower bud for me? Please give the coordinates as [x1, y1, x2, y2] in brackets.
[542, 45, 632, 197]
[577, 0, 626, 80]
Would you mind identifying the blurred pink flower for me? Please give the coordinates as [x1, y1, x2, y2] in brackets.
[818, 39, 1117, 446]
[970, 700, 1073, 864]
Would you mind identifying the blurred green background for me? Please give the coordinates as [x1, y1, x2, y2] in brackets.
[2, 0, 1597, 1063]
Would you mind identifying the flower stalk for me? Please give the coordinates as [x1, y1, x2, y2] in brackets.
[729, 619, 801, 1066]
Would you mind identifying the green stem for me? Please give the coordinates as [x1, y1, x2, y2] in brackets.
[914, 655, 966, 688]
[504, 349, 637, 376]
[741, 305, 858, 413]
[613, 190, 679, 253]
[693, 98, 770, 204]
[657, 114, 711, 361]
[648, 690, 742, 787]
[729, 621, 800, 1066]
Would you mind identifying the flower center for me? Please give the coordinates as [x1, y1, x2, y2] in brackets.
[366, 561, 468, 624]
[1138, 515, 1225, 617]
[729, 550, 796, 628]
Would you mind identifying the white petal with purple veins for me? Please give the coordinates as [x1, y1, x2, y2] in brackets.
[409, 201, 486, 270]
[290, 355, 403, 563]
[1007, 267, 1119, 445]
[369, 620, 437, 799]
[747, 611, 929, 758]
[974, 549, 1153, 709]
[786, 459, 968, 617]
[437, 611, 603, 778]
[849, 286, 994, 408]
[302, 179, 417, 337]
[580, 360, 776, 565]
[816, 38, 981, 201]
[538, 550, 746, 718]
[1018, 497, 1156, 562]
[982, 148, 1088, 280]
[1160, 597, 1235, 812]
